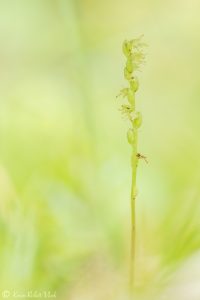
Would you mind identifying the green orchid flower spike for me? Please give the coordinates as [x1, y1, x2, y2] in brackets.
[117, 35, 147, 290]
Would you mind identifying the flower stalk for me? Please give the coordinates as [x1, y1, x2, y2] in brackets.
[117, 36, 146, 289]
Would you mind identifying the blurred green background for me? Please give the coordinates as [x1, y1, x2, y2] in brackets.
[0, 0, 200, 299]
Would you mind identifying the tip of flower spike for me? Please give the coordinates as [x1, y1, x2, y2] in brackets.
[122, 40, 132, 58]
[123, 36, 146, 74]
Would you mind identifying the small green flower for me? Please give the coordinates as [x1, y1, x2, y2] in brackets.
[117, 88, 129, 98]
[119, 104, 133, 120]
[124, 67, 132, 80]
[122, 40, 133, 57]
[127, 90, 135, 105]
[130, 77, 139, 93]
[132, 111, 142, 129]
[127, 128, 135, 145]
[126, 57, 134, 73]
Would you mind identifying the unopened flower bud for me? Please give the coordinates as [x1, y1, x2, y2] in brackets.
[127, 90, 135, 105]
[122, 40, 132, 57]
[130, 77, 139, 92]
[127, 128, 135, 145]
[126, 58, 133, 73]
[124, 67, 132, 80]
[132, 112, 142, 129]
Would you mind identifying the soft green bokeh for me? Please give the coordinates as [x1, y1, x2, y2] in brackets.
[0, 0, 200, 299]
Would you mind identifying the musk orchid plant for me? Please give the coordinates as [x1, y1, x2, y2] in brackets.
[117, 36, 146, 289]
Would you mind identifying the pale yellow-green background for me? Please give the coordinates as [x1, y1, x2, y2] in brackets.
[0, 1, 200, 299]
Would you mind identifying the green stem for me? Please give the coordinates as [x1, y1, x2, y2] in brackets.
[130, 130, 138, 290]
